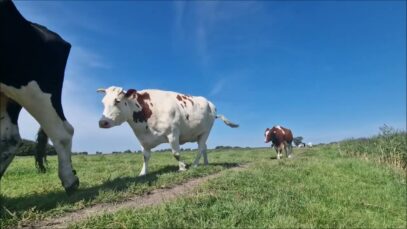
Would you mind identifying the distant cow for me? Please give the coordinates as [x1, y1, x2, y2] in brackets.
[298, 142, 306, 148]
[0, 0, 79, 193]
[97, 86, 239, 175]
[264, 125, 293, 159]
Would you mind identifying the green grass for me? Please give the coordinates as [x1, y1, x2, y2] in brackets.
[72, 147, 406, 229]
[339, 125, 407, 170]
[1, 146, 406, 228]
[0, 148, 269, 228]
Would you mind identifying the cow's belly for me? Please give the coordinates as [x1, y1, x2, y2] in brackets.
[178, 131, 202, 144]
[136, 132, 167, 149]
[178, 116, 215, 144]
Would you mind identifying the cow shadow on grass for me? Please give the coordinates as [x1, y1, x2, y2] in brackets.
[0, 162, 239, 217]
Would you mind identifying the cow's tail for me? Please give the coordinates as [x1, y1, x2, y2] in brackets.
[208, 101, 239, 128]
[35, 128, 48, 173]
[216, 115, 239, 128]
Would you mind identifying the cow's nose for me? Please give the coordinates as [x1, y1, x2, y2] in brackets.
[99, 120, 110, 128]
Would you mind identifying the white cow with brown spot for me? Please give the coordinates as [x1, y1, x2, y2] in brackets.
[97, 86, 238, 175]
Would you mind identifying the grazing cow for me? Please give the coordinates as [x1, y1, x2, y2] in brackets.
[0, 0, 79, 193]
[264, 125, 293, 159]
[97, 86, 239, 175]
[298, 142, 306, 148]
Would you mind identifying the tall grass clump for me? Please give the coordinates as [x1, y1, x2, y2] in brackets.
[339, 125, 407, 170]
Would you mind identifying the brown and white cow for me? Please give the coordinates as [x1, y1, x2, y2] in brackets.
[97, 86, 238, 176]
[264, 125, 293, 159]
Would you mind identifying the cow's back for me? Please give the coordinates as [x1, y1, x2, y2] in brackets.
[0, 0, 71, 121]
[270, 126, 293, 146]
[281, 127, 293, 143]
[0, 0, 71, 87]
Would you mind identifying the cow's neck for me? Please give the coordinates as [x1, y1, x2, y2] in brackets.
[126, 92, 153, 129]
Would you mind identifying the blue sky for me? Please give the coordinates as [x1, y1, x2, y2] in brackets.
[15, 1, 406, 153]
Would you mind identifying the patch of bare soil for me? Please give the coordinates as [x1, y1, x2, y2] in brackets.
[21, 164, 249, 229]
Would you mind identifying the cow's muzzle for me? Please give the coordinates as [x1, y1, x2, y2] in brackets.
[99, 119, 113, 128]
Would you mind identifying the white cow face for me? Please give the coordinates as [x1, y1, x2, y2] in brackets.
[97, 87, 132, 128]
[264, 128, 271, 143]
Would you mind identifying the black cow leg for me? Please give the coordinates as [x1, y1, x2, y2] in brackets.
[0, 95, 21, 179]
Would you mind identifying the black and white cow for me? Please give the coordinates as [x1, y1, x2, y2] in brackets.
[0, 0, 79, 193]
[97, 86, 239, 175]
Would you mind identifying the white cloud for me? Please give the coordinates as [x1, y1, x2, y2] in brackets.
[173, 1, 186, 38]
[172, 1, 264, 66]
[70, 47, 111, 70]
[209, 79, 226, 97]
[195, 26, 209, 66]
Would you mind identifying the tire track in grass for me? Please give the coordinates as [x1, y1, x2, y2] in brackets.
[21, 164, 250, 229]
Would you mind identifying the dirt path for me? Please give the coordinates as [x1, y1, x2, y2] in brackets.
[22, 164, 249, 229]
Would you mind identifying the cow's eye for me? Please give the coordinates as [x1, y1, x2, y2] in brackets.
[114, 99, 120, 105]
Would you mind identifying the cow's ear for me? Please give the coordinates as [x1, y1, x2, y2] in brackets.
[125, 89, 137, 98]
[266, 128, 270, 131]
[96, 88, 106, 94]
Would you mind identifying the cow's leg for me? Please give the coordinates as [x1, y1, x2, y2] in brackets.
[168, 134, 187, 171]
[280, 144, 286, 159]
[202, 143, 208, 165]
[0, 96, 22, 178]
[287, 144, 293, 158]
[1, 82, 78, 192]
[194, 133, 210, 167]
[138, 148, 151, 176]
[284, 143, 289, 158]
[33, 114, 78, 192]
[34, 114, 78, 193]
[192, 148, 202, 167]
[274, 146, 281, 160]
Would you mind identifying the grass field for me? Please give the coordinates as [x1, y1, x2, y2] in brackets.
[1, 145, 406, 228]
[339, 125, 407, 170]
[1, 148, 265, 228]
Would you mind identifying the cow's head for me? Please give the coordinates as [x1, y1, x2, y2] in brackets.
[264, 128, 272, 143]
[97, 86, 137, 128]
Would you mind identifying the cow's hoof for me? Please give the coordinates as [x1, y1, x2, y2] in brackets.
[179, 167, 187, 172]
[65, 177, 79, 196]
[138, 173, 146, 177]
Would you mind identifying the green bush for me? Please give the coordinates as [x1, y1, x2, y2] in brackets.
[339, 125, 407, 169]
